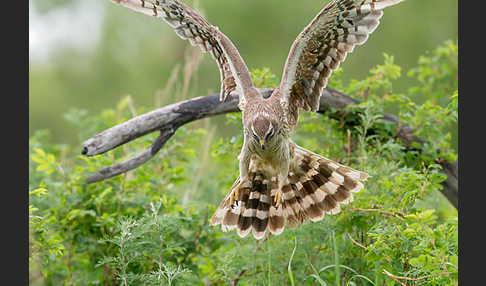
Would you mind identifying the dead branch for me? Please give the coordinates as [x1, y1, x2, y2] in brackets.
[81, 87, 458, 209]
[85, 128, 175, 183]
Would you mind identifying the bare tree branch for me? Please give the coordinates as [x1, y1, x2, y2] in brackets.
[81, 87, 458, 209]
[85, 128, 175, 183]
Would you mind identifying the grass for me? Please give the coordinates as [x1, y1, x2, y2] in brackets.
[304, 231, 376, 286]
[287, 237, 297, 286]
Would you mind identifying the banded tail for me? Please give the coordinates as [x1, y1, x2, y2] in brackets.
[210, 145, 369, 239]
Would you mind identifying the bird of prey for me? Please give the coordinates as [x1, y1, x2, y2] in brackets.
[111, 0, 405, 239]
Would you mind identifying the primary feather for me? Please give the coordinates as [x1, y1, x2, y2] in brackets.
[279, 0, 405, 125]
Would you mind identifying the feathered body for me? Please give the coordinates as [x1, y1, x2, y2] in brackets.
[242, 90, 289, 166]
[112, 0, 405, 239]
[210, 88, 369, 239]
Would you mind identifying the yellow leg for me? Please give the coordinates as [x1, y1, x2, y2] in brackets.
[274, 189, 282, 208]
[229, 179, 244, 207]
[274, 173, 287, 208]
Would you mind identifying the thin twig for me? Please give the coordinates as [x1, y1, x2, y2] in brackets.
[382, 269, 449, 283]
[383, 271, 408, 286]
[183, 118, 215, 206]
[126, 95, 137, 117]
[346, 129, 351, 163]
[351, 207, 406, 221]
[346, 233, 367, 249]
[231, 269, 247, 286]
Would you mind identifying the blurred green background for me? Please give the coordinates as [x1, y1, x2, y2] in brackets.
[29, 0, 458, 146]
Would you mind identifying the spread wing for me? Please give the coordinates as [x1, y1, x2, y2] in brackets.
[112, 0, 254, 109]
[278, 0, 404, 125]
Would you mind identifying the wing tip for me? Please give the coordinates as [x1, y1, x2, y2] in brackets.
[374, 0, 406, 10]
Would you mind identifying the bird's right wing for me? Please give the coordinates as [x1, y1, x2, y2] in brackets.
[112, 0, 254, 109]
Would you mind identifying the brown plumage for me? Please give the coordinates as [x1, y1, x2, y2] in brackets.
[111, 0, 405, 239]
[210, 143, 368, 238]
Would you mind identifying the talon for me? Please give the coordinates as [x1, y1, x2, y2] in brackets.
[229, 180, 244, 208]
[274, 190, 282, 208]
[229, 193, 235, 207]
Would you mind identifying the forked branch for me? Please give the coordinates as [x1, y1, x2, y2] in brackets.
[82, 87, 458, 209]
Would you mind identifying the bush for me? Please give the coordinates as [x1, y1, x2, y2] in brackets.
[29, 41, 458, 285]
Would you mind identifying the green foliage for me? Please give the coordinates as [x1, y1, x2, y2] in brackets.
[30, 41, 457, 285]
[251, 67, 280, 89]
[407, 40, 458, 105]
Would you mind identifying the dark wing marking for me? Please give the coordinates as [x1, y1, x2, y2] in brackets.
[279, 0, 404, 125]
[112, 0, 254, 109]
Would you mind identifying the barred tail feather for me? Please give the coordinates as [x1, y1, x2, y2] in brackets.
[288, 145, 369, 219]
[210, 144, 368, 239]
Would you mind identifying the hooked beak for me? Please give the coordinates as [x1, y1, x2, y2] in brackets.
[259, 139, 265, 150]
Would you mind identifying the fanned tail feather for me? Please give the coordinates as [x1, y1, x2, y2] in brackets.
[210, 144, 368, 239]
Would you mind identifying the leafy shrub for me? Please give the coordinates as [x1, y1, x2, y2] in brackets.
[30, 41, 457, 285]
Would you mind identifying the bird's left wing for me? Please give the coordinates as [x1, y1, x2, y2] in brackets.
[278, 0, 404, 125]
[111, 0, 254, 109]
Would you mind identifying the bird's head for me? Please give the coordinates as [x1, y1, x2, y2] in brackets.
[250, 115, 276, 150]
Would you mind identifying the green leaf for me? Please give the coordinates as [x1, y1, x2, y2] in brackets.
[30, 188, 48, 198]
